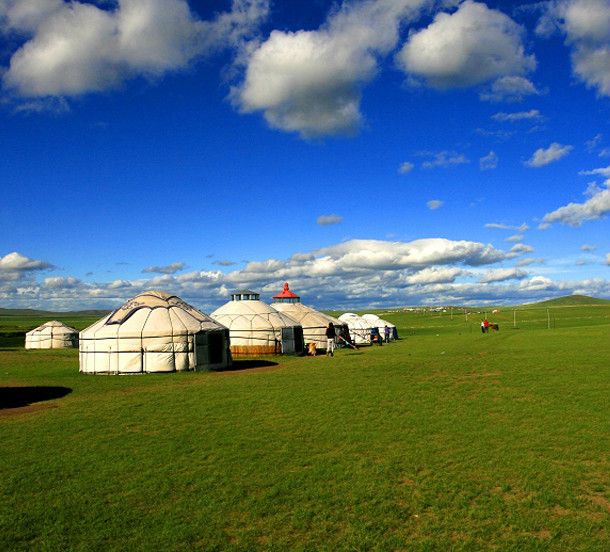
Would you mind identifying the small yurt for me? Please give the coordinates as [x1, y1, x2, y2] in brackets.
[79, 291, 231, 374]
[25, 320, 78, 349]
[338, 313, 373, 345]
[210, 289, 304, 355]
[362, 314, 397, 341]
[271, 282, 348, 352]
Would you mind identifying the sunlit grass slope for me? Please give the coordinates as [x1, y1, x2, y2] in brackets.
[1, 304, 610, 550]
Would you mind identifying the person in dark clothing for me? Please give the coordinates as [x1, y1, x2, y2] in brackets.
[325, 322, 336, 356]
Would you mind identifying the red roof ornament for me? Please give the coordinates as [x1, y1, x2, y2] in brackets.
[273, 282, 300, 300]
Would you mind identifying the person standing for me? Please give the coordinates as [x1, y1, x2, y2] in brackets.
[483, 318, 490, 333]
[384, 325, 390, 343]
[481, 320, 485, 334]
[325, 322, 336, 357]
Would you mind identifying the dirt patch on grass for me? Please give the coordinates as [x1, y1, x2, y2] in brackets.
[591, 494, 610, 512]
[0, 402, 58, 417]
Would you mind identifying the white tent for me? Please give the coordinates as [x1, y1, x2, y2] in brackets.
[362, 314, 397, 341]
[25, 320, 78, 349]
[271, 283, 348, 351]
[210, 290, 304, 355]
[79, 291, 231, 374]
[338, 313, 374, 345]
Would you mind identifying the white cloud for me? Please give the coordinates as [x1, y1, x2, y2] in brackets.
[542, 179, 610, 226]
[421, 150, 469, 169]
[606, 253, 610, 265]
[479, 75, 541, 102]
[506, 234, 524, 242]
[539, 0, 610, 96]
[479, 150, 498, 170]
[405, 267, 465, 284]
[525, 142, 573, 167]
[516, 257, 545, 266]
[579, 164, 610, 177]
[398, 161, 414, 174]
[397, 1, 535, 89]
[233, 0, 428, 138]
[492, 109, 542, 122]
[2, 0, 270, 98]
[427, 199, 444, 210]
[510, 243, 534, 255]
[580, 244, 597, 251]
[142, 261, 186, 274]
[485, 222, 530, 231]
[479, 268, 527, 283]
[0, 251, 53, 272]
[316, 214, 343, 226]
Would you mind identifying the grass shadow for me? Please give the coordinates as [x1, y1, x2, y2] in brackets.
[0, 386, 72, 409]
[223, 360, 280, 372]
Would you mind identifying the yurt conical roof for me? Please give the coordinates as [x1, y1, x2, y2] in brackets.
[25, 320, 79, 349]
[79, 291, 231, 374]
[210, 289, 304, 355]
[271, 283, 347, 350]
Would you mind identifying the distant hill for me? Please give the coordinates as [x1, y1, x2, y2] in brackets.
[0, 308, 110, 317]
[522, 295, 610, 308]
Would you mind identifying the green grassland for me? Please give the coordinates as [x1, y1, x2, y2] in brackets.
[1, 300, 610, 550]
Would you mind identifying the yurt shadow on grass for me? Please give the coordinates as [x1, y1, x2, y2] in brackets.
[79, 291, 232, 374]
[0, 386, 72, 410]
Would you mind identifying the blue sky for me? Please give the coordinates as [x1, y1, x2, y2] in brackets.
[1, 0, 609, 311]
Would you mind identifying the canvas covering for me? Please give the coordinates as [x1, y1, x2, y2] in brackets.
[273, 302, 347, 350]
[362, 314, 397, 340]
[79, 291, 231, 374]
[338, 313, 374, 345]
[25, 320, 78, 349]
[210, 298, 302, 355]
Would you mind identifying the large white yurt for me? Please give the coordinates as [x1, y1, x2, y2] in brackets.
[210, 290, 304, 355]
[25, 320, 78, 349]
[362, 314, 397, 341]
[271, 282, 348, 351]
[79, 291, 231, 374]
[338, 313, 373, 345]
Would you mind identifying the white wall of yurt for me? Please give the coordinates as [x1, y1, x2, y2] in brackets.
[25, 321, 79, 349]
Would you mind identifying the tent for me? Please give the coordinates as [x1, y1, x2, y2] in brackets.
[25, 320, 78, 349]
[271, 282, 348, 351]
[210, 290, 304, 355]
[338, 313, 374, 345]
[362, 314, 397, 341]
[79, 291, 231, 374]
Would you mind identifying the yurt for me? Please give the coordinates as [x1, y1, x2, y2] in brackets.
[79, 291, 231, 374]
[25, 320, 78, 349]
[210, 290, 304, 355]
[362, 314, 397, 341]
[271, 282, 348, 352]
[338, 313, 373, 345]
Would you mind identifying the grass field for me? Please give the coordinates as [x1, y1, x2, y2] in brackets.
[2, 301, 610, 550]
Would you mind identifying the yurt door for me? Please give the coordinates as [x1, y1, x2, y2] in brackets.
[194, 332, 208, 370]
[281, 327, 304, 355]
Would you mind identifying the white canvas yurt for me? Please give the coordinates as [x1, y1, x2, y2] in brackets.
[79, 291, 231, 374]
[362, 314, 397, 341]
[338, 313, 374, 345]
[271, 283, 348, 352]
[25, 320, 78, 349]
[210, 290, 304, 355]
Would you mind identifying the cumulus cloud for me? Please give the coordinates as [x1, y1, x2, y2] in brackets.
[479, 75, 542, 102]
[398, 161, 414, 174]
[142, 262, 185, 274]
[525, 142, 573, 167]
[398, 1, 535, 89]
[516, 257, 545, 266]
[426, 199, 444, 210]
[0, 251, 53, 272]
[580, 243, 597, 251]
[607, 253, 610, 265]
[404, 266, 465, 284]
[213, 260, 237, 266]
[542, 179, 610, 226]
[492, 109, 542, 122]
[510, 243, 535, 255]
[233, 0, 429, 138]
[317, 214, 343, 226]
[420, 150, 469, 169]
[1, 0, 270, 98]
[479, 150, 498, 170]
[479, 267, 527, 283]
[539, 0, 610, 96]
[579, 164, 610, 177]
